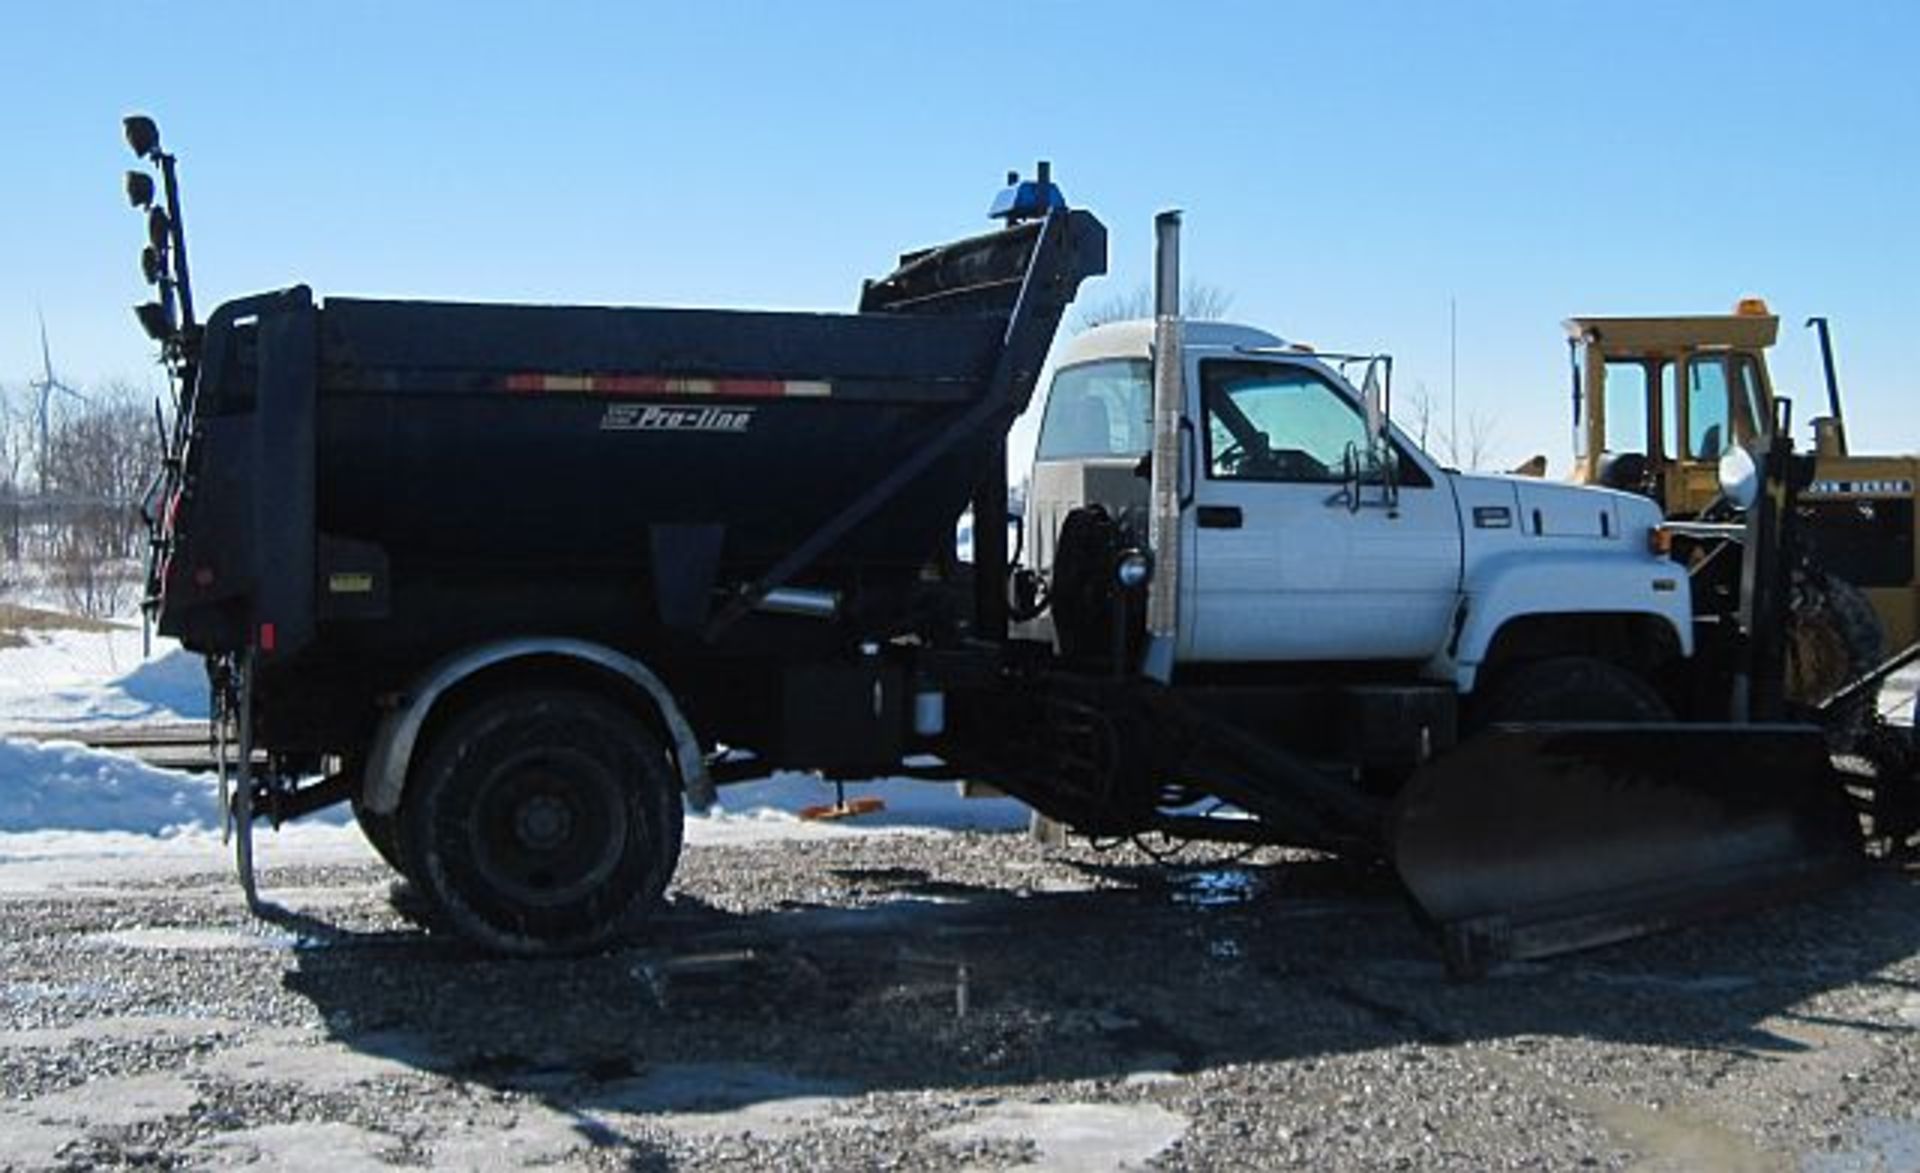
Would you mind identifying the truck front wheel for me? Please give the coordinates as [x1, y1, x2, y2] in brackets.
[401, 688, 683, 955]
[1475, 656, 1672, 725]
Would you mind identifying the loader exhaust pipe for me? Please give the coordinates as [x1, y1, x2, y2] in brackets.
[1806, 317, 1848, 457]
[1142, 211, 1184, 682]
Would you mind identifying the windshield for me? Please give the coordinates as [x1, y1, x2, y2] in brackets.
[1035, 359, 1152, 460]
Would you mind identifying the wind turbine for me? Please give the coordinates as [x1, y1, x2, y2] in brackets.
[28, 313, 87, 497]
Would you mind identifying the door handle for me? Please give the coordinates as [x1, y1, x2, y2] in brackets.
[1196, 505, 1242, 529]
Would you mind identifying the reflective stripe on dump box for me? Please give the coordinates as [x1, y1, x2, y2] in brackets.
[504, 373, 832, 397]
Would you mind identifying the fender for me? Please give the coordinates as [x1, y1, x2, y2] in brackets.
[1443, 550, 1693, 693]
[360, 637, 715, 816]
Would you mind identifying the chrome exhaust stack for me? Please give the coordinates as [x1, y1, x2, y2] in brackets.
[1142, 210, 1184, 682]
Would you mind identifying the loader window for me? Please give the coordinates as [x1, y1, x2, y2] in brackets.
[1730, 353, 1767, 442]
[1202, 361, 1381, 484]
[1036, 359, 1152, 460]
[1603, 362, 1652, 454]
[1687, 354, 1766, 457]
[1686, 355, 1732, 458]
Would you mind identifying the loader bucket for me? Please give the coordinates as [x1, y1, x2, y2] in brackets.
[1390, 723, 1862, 976]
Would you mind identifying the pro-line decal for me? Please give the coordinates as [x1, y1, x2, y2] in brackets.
[600, 404, 755, 433]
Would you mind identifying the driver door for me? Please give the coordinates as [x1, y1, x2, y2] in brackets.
[1184, 358, 1461, 663]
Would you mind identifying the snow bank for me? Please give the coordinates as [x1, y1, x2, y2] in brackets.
[0, 731, 1019, 846]
[0, 736, 219, 834]
[0, 628, 209, 732]
[0, 612, 1034, 847]
[0, 737, 353, 840]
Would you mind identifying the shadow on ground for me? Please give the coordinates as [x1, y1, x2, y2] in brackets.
[265, 848, 1920, 1147]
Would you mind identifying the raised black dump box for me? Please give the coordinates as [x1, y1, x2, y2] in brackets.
[151, 177, 1106, 758]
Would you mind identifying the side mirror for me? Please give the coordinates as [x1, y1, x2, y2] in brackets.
[1718, 445, 1761, 510]
[125, 170, 155, 209]
[1358, 357, 1398, 507]
[1361, 359, 1386, 442]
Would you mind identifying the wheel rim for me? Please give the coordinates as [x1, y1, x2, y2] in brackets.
[468, 746, 629, 906]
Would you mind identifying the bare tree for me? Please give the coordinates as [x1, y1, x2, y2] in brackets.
[1457, 409, 1500, 471]
[37, 381, 161, 616]
[1404, 380, 1435, 451]
[44, 382, 156, 511]
[1074, 282, 1235, 332]
[1396, 381, 1500, 470]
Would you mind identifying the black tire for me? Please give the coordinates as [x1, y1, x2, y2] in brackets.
[351, 794, 409, 876]
[1476, 656, 1672, 725]
[1787, 568, 1883, 740]
[1858, 721, 1920, 852]
[400, 689, 684, 956]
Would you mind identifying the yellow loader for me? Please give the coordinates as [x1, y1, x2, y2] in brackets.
[1561, 301, 1916, 716]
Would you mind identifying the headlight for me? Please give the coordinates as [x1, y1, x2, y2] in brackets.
[1115, 549, 1153, 590]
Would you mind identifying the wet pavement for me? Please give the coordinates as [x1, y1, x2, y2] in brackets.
[5, 827, 1920, 1169]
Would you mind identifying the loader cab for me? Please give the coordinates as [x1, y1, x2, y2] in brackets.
[1565, 302, 1920, 652]
[1566, 301, 1779, 518]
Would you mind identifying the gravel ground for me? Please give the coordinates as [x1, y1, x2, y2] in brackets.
[5, 823, 1920, 1171]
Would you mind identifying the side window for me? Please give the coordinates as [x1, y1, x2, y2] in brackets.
[1603, 361, 1650, 453]
[1686, 355, 1732, 458]
[1730, 353, 1767, 442]
[1202, 361, 1375, 484]
[1035, 359, 1153, 460]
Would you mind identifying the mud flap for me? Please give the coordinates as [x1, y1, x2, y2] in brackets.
[1390, 724, 1862, 976]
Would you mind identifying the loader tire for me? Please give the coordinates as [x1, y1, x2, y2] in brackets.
[1476, 656, 1672, 726]
[1787, 568, 1882, 742]
[1859, 721, 1920, 853]
[401, 689, 683, 956]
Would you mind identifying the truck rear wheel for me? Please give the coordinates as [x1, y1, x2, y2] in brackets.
[351, 794, 409, 876]
[401, 688, 684, 956]
[1476, 656, 1672, 725]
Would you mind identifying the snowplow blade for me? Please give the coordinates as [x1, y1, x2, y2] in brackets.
[1390, 724, 1862, 975]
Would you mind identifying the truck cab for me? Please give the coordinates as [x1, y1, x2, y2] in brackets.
[1027, 319, 1692, 700]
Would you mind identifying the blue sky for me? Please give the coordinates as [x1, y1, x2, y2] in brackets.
[2, 1, 1914, 471]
